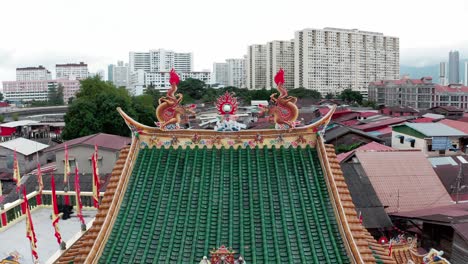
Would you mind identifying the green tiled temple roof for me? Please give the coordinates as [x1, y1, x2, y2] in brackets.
[98, 146, 350, 263]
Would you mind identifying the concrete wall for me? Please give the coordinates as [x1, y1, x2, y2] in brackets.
[391, 131, 461, 156]
[55, 145, 120, 175]
[0, 147, 48, 174]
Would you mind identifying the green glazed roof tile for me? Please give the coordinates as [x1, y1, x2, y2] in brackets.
[98, 146, 350, 263]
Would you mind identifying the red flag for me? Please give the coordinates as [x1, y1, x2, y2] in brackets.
[36, 163, 44, 194]
[23, 187, 39, 261]
[64, 144, 71, 184]
[13, 150, 21, 192]
[388, 241, 393, 257]
[51, 175, 63, 246]
[74, 167, 85, 226]
[359, 211, 363, 224]
[92, 144, 100, 208]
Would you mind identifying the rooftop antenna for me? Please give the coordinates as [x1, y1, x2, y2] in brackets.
[454, 162, 466, 204]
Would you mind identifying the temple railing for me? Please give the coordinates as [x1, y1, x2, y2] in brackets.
[0, 190, 104, 230]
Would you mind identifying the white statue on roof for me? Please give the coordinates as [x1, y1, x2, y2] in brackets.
[200, 256, 211, 264]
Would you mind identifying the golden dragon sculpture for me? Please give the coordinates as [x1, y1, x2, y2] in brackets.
[155, 69, 196, 130]
[259, 68, 299, 129]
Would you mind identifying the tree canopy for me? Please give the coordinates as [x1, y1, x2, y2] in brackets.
[338, 89, 363, 105]
[62, 77, 151, 140]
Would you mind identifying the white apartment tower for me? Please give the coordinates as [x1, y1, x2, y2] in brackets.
[56, 62, 89, 80]
[129, 52, 151, 72]
[131, 49, 193, 73]
[16, 66, 51, 81]
[246, 44, 267, 89]
[112, 61, 129, 89]
[465, 61, 468, 86]
[266, 40, 295, 90]
[226, 58, 246, 88]
[213, 62, 229, 86]
[294, 28, 399, 94]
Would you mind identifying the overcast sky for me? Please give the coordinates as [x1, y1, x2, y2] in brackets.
[1, 0, 468, 84]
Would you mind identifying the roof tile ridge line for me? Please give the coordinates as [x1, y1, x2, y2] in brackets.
[54, 147, 130, 263]
[85, 137, 140, 263]
[316, 138, 372, 264]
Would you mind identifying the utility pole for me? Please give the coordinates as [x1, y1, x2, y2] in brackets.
[397, 189, 400, 213]
[455, 163, 463, 204]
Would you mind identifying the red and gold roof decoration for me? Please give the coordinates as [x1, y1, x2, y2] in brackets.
[119, 104, 335, 150]
[209, 245, 236, 264]
[155, 69, 195, 130]
[259, 68, 299, 129]
[216, 92, 238, 115]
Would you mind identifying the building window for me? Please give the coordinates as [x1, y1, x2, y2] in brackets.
[400, 136, 404, 144]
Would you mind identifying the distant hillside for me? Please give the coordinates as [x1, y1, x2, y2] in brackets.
[400, 59, 468, 84]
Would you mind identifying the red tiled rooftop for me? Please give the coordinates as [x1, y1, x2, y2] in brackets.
[353, 117, 405, 132]
[359, 112, 378, 118]
[435, 84, 468, 93]
[337, 141, 394, 162]
[391, 203, 468, 219]
[355, 151, 452, 213]
[439, 119, 468, 134]
[46, 133, 131, 152]
[411, 117, 434, 123]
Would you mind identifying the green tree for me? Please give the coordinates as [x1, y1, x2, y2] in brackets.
[56, 84, 64, 105]
[48, 84, 65, 105]
[132, 95, 155, 127]
[289, 88, 321, 99]
[62, 77, 137, 140]
[0, 115, 4, 123]
[144, 85, 161, 107]
[177, 78, 206, 101]
[201, 88, 218, 103]
[338, 89, 363, 105]
[325, 93, 335, 99]
[0, 92, 4, 101]
[12, 113, 19, 121]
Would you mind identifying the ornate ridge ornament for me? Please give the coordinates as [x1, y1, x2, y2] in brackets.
[216, 92, 238, 115]
[259, 68, 299, 129]
[214, 92, 246, 131]
[155, 69, 196, 130]
[209, 245, 235, 264]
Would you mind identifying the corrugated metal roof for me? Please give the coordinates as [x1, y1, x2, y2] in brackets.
[0, 137, 49, 156]
[404, 122, 467, 137]
[356, 151, 453, 213]
[439, 119, 468, 134]
[428, 157, 458, 167]
[422, 113, 445, 119]
[0, 120, 39, 128]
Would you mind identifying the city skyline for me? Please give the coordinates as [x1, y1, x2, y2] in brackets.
[0, 0, 467, 85]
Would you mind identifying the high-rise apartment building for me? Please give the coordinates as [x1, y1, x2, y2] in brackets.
[226, 58, 246, 88]
[129, 52, 151, 72]
[213, 62, 229, 86]
[246, 44, 267, 89]
[112, 61, 129, 88]
[16, 66, 51, 81]
[145, 71, 211, 89]
[464, 61, 468, 86]
[294, 28, 399, 95]
[266, 40, 294, 90]
[130, 49, 193, 73]
[448, 50, 460, 84]
[174, 52, 193, 72]
[108, 64, 114, 82]
[2, 79, 80, 103]
[56, 62, 89, 80]
[439, 62, 446, 85]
